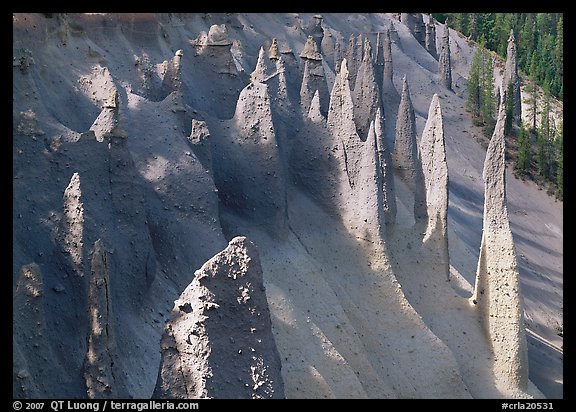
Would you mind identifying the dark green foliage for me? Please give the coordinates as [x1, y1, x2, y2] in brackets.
[466, 45, 496, 136]
[515, 123, 531, 176]
[445, 13, 563, 100]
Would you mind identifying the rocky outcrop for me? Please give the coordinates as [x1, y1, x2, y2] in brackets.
[352, 39, 381, 141]
[374, 108, 396, 226]
[425, 18, 438, 59]
[188, 119, 212, 173]
[191, 24, 243, 118]
[333, 35, 343, 74]
[84, 239, 119, 398]
[300, 36, 329, 117]
[159, 49, 184, 98]
[90, 89, 128, 142]
[345, 34, 360, 87]
[502, 30, 521, 126]
[438, 23, 452, 91]
[308, 89, 325, 123]
[251, 47, 272, 84]
[304, 15, 324, 53]
[471, 98, 529, 392]
[419, 94, 449, 279]
[401, 13, 425, 47]
[327, 59, 362, 189]
[380, 29, 400, 144]
[393, 76, 427, 222]
[210, 81, 287, 231]
[59, 172, 84, 276]
[153, 237, 284, 399]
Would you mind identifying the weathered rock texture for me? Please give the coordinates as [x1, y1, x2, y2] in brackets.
[59, 172, 84, 276]
[327, 59, 362, 189]
[401, 13, 425, 47]
[471, 99, 529, 392]
[392, 76, 427, 221]
[153, 237, 284, 399]
[300, 36, 329, 117]
[84, 239, 119, 399]
[374, 108, 396, 227]
[13, 263, 61, 398]
[438, 23, 452, 90]
[419, 94, 449, 279]
[502, 30, 521, 126]
[352, 39, 381, 141]
[425, 17, 437, 59]
[210, 81, 287, 232]
[380, 29, 400, 144]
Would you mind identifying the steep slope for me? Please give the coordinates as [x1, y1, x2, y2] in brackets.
[13, 13, 562, 399]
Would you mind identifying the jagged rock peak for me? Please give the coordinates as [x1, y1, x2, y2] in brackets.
[60, 172, 84, 275]
[438, 23, 452, 90]
[300, 35, 322, 61]
[393, 75, 418, 172]
[308, 89, 325, 123]
[472, 100, 529, 391]
[153, 236, 285, 399]
[353, 38, 381, 141]
[425, 18, 438, 59]
[419, 94, 449, 278]
[251, 46, 271, 83]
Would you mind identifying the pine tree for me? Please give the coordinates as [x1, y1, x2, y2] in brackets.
[555, 121, 563, 197]
[467, 47, 482, 118]
[480, 49, 495, 131]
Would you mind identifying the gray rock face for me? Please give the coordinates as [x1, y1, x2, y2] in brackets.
[84, 239, 119, 399]
[59, 172, 84, 276]
[401, 13, 425, 47]
[352, 39, 381, 141]
[211, 82, 287, 231]
[153, 237, 285, 399]
[471, 99, 529, 392]
[191, 24, 243, 118]
[392, 76, 418, 180]
[502, 30, 521, 126]
[304, 15, 324, 54]
[419, 94, 449, 279]
[251, 47, 273, 84]
[393, 76, 427, 222]
[374, 108, 396, 226]
[327, 59, 362, 189]
[159, 49, 183, 98]
[438, 24, 452, 90]
[300, 36, 329, 117]
[345, 34, 360, 87]
[333, 35, 343, 74]
[381, 29, 400, 145]
[188, 119, 212, 173]
[90, 90, 128, 142]
[13, 263, 61, 398]
[425, 19, 438, 59]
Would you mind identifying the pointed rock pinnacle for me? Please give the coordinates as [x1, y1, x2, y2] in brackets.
[438, 24, 452, 90]
[471, 99, 529, 391]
